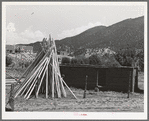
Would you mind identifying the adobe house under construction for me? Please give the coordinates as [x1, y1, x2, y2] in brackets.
[60, 65, 139, 93]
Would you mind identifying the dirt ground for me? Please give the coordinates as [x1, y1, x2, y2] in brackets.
[5, 72, 144, 112]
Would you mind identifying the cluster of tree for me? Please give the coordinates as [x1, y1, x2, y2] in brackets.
[15, 47, 21, 53]
[114, 48, 144, 71]
[6, 55, 33, 68]
[61, 53, 121, 67]
[18, 61, 32, 68]
[61, 48, 144, 71]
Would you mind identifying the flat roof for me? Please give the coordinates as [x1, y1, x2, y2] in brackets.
[60, 64, 136, 69]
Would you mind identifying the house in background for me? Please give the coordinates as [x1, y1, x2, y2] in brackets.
[6, 45, 33, 54]
[22, 46, 33, 54]
[6, 45, 15, 53]
[59, 51, 69, 56]
[15, 45, 33, 54]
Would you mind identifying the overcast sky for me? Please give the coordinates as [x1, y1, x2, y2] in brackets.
[4, 2, 146, 45]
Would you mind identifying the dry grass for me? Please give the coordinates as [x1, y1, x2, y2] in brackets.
[6, 86, 144, 112]
[5, 70, 144, 112]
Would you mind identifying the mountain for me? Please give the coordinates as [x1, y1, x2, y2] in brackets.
[9, 16, 143, 54]
[56, 16, 144, 53]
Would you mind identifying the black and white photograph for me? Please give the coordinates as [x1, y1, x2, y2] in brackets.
[2, 2, 147, 120]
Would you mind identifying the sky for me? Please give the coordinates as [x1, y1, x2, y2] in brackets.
[4, 2, 146, 45]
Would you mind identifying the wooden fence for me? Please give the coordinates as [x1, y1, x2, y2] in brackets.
[60, 65, 138, 92]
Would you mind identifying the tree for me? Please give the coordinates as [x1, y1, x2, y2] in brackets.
[71, 58, 77, 65]
[61, 57, 71, 65]
[6, 56, 12, 66]
[76, 58, 84, 65]
[15, 48, 18, 53]
[89, 54, 101, 65]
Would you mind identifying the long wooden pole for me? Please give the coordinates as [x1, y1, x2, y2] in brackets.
[21, 57, 49, 96]
[54, 59, 61, 98]
[54, 54, 61, 98]
[9, 84, 14, 111]
[26, 61, 48, 100]
[14, 58, 47, 98]
[50, 63, 66, 97]
[46, 62, 48, 98]
[25, 58, 49, 99]
[53, 39, 61, 97]
[52, 53, 55, 98]
[36, 58, 50, 98]
[61, 78, 78, 100]
[16, 50, 44, 83]
[24, 66, 43, 99]
[15, 46, 53, 90]
[51, 39, 67, 97]
[13, 51, 47, 94]
[54, 68, 76, 99]
[20, 72, 36, 96]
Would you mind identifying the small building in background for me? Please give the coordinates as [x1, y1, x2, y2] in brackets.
[6, 45, 15, 53]
[60, 51, 69, 56]
[22, 46, 33, 54]
[15, 45, 33, 54]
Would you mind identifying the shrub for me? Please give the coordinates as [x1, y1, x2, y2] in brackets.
[114, 48, 144, 71]
[89, 54, 101, 65]
[61, 57, 71, 64]
[6, 56, 12, 66]
[71, 58, 77, 65]
[76, 58, 84, 65]
[82, 57, 90, 64]
[25, 61, 31, 68]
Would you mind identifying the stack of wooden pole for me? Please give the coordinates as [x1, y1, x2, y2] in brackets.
[13, 35, 77, 100]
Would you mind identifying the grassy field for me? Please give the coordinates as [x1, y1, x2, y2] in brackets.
[5, 72, 144, 112]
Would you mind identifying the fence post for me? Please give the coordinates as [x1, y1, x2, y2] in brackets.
[9, 84, 14, 111]
[96, 70, 98, 87]
[83, 75, 88, 98]
[95, 69, 99, 92]
[134, 68, 139, 91]
[127, 70, 132, 98]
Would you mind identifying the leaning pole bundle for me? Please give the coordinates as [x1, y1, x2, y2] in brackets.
[13, 35, 77, 100]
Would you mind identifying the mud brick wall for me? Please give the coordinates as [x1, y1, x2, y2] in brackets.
[105, 68, 133, 92]
[60, 65, 136, 92]
[60, 66, 97, 89]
